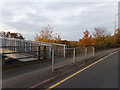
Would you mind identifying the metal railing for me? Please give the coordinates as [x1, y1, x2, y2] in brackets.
[0, 37, 95, 71]
[0, 37, 66, 63]
[1, 45, 51, 62]
[51, 46, 94, 72]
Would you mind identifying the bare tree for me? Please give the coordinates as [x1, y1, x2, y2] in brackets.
[93, 27, 110, 38]
[34, 25, 61, 43]
[93, 27, 113, 49]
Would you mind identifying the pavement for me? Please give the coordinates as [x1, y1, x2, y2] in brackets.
[47, 51, 118, 88]
[2, 48, 119, 88]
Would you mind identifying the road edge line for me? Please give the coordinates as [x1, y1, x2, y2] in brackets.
[47, 51, 118, 89]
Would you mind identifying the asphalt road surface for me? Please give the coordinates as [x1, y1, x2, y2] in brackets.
[49, 52, 118, 88]
[2, 48, 118, 88]
[3, 48, 116, 80]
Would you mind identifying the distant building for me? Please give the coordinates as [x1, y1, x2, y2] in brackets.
[118, 1, 120, 29]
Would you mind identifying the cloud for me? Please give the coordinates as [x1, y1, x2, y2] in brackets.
[0, 2, 118, 41]
[0, 22, 36, 40]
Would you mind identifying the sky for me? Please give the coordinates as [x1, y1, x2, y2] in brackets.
[0, 0, 119, 41]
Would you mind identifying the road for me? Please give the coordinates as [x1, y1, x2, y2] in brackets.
[3, 48, 116, 80]
[3, 60, 51, 80]
[48, 52, 118, 88]
[2, 48, 118, 88]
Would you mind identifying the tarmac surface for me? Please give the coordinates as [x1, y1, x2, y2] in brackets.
[2, 48, 119, 88]
[48, 52, 118, 88]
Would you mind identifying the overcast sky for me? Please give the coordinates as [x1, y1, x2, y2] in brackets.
[0, 1, 119, 41]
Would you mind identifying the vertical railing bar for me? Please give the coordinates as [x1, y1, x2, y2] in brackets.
[93, 46, 95, 56]
[64, 45, 66, 57]
[84, 47, 87, 60]
[52, 49, 54, 72]
[38, 46, 41, 60]
[44, 46, 46, 59]
[86, 47, 88, 58]
[73, 48, 76, 64]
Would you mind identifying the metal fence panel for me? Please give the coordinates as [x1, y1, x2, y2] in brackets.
[51, 47, 94, 72]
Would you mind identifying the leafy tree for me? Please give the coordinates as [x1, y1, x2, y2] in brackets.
[0, 31, 24, 39]
[104, 36, 115, 48]
[115, 29, 120, 47]
[78, 30, 93, 46]
[93, 27, 114, 49]
[34, 25, 61, 43]
[69, 41, 78, 45]
[61, 40, 70, 45]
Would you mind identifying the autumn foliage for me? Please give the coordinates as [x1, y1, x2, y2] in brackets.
[93, 27, 117, 49]
[78, 30, 93, 46]
[34, 25, 120, 49]
[115, 29, 120, 47]
[34, 25, 62, 44]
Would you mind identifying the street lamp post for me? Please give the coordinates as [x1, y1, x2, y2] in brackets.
[115, 13, 120, 47]
[115, 13, 120, 34]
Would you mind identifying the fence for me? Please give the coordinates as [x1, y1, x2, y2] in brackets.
[0, 37, 95, 71]
[1, 45, 51, 62]
[51, 46, 94, 72]
[0, 37, 66, 62]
